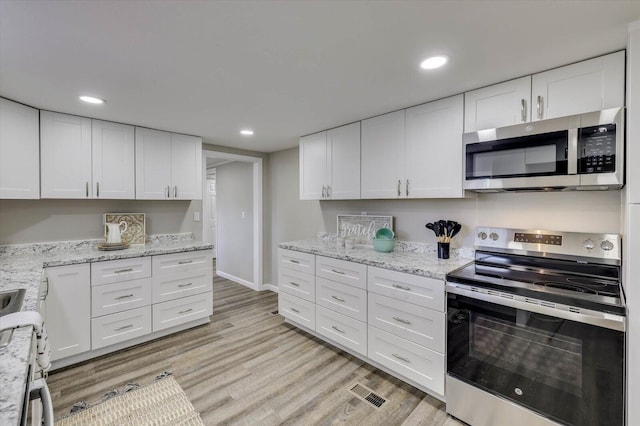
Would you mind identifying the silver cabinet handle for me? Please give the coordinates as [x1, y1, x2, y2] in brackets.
[322, 185, 326, 198]
[178, 260, 193, 264]
[85, 181, 89, 198]
[392, 353, 411, 363]
[406, 179, 409, 197]
[174, 186, 178, 198]
[332, 325, 345, 333]
[178, 308, 193, 315]
[115, 324, 133, 332]
[537, 95, 543, 119]
[289, 281, 300, 287]
[115, 294, 134, 300]
[393, 316, 411, 325]
[392, 283, 411, 291]
[521, 99, 527, 122]
[178, 282, 193, 288]
[327, 185, 331, 198]
[397, 179, 401, 196]
[166, 185, 170, 198]
[331, 295, 345, 302]
[289, 259, 300, 264]
[331, 269, 345, 275]
[290, 307, 300, 313]
[96, 182, 100, 198]
[114, 268, 134, 274]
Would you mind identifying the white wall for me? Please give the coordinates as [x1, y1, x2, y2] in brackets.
[216, 161, 254, 284]
[0, 199, 202, 244]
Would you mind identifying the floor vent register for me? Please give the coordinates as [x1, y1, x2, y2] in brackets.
[349, 383, 387, 409]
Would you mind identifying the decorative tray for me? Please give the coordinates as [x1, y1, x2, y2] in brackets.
[97, 242, 130, 251]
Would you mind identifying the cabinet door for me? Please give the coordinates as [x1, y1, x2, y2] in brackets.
[135, 127, 172, 199]
[327, 122, 360, 200]
[361, 110, 405, 199]
[299, 131, 327, 200]
[171, 133, 202, 200]
[405, 95, 464, 198]
[92, 120, 135, 199]
[44, 264, 91, 361]
[40, 111, 92, 198]
[464, 76, 531, 132]
[531, 51, 625, 121]
[0, 98, 40, 199]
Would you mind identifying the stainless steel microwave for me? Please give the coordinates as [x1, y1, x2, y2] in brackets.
[463, 107, 624, 192]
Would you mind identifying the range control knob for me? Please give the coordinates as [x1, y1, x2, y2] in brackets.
[478, 232, 487, 240]
[583, 239, 595, 250]
[489, 232, 499, 241]
[600, 240, 614, 251]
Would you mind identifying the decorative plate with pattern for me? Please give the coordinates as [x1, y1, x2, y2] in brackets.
[104, 213, 146, 245]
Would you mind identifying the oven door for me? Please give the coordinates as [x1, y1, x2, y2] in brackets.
[447, 288, 624, 426]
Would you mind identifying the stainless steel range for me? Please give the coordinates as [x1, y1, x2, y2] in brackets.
[445, 227, 626, 426]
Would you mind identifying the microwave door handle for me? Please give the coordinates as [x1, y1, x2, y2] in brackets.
[568, 128, 578, 175]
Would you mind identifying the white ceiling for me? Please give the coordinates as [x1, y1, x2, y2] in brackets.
[1, 1, 639, 153]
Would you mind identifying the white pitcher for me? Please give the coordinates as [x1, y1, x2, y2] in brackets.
[105, 221, 128, 244]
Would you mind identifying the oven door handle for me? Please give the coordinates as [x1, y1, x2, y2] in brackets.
[446, 283, 626, 332]
[29, 378, 53, 426]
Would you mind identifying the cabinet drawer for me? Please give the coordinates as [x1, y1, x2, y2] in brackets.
[278, 268, 315, 302]
[316, 305, 367, 356]
[92, 277, 152, 317]
[368, 326, 444, 396]
[316, 256, 367, 290]
[152, 250, 212, 277]
[279, 248, 315, 275]
[91, 306, 151, 350]
[91, 257, 151, 286]
[152, 269, 212, 303]
[316, 277, 367, 322]
[152, 292, 213, 332]
[368, 293, 445, 352]
[367, 266, 444, 311]
[278, 292, 315, 330]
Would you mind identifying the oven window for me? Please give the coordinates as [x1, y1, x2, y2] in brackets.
[470, 312, 582, 396]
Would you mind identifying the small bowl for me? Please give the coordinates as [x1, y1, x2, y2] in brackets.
[375, 227, 395, 240]
[373, 238, 395, 253]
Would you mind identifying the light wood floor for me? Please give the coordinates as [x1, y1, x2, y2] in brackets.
[48, 269, 465, 425]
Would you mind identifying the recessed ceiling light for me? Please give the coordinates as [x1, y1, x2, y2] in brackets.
[420, 56, 448, 70]
[79, 95, 105, 104]
[240, 129, 254, 136]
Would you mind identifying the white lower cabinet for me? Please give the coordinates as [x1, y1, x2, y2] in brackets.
[91, 306, 152, 350]
[91, 277, 152, 317]
[278, 291, 316, 330]
[278, 267, 315, 303]
[368, 326, 445, 395]
[316, 305, 367, 356]
[316, 277, 367, 322]
[153, 293, 213, 332]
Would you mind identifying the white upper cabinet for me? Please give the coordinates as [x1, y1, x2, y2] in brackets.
[91, 120, 135, 199]
[135, 127, 202, 200]
[531, 50, 625, 121]
[405, 95, 464, 198]
[464, 76, 532, 132]
[0, 98, 40, 199]
[361, 110, 405, 199]
[41, 111, 92, 198]
[299, 122, 360, 200]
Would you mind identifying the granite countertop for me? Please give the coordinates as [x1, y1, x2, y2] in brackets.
[0, 234, 213, 426]
[279, 235, 474, 281]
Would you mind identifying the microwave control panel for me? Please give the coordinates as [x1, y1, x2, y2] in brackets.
[578, 124, 616, 174]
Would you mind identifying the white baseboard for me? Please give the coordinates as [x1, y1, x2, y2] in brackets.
[216, 270, 258, 291]
[262, 283, 278, 293]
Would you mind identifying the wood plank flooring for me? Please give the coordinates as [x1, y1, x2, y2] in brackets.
[47, 269, 465, 425]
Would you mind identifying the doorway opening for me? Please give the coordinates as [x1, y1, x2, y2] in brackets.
[202, 150, 263, 291]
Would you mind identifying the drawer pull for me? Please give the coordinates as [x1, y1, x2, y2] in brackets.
[332, 325, 345, 333]
[290, 307, 300, 313]
[289, 281, 300, 287]
[178, 308, 193, 315]
[114, 268, 134, 274]
[289, 259, 300, 264]
[392, 316, 411, 325]
[115, 294, 134, 300]
[115, 324, 133, 332]
[178, 260, 193, 265]
[331, 295, 345, 302]
[331, 269, 345, 275]
[392, 353, 411, 363]
[178, 283, 193, 288]
[392, 283, 411, 291]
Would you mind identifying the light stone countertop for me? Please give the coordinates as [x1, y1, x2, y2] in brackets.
[0, 234, 213, 426]
[279, 235, 474, 281]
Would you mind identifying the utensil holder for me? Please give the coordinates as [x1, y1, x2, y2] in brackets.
[437, 242, 450, 259]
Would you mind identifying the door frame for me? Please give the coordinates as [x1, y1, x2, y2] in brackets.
[202, 150, 263, 290]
